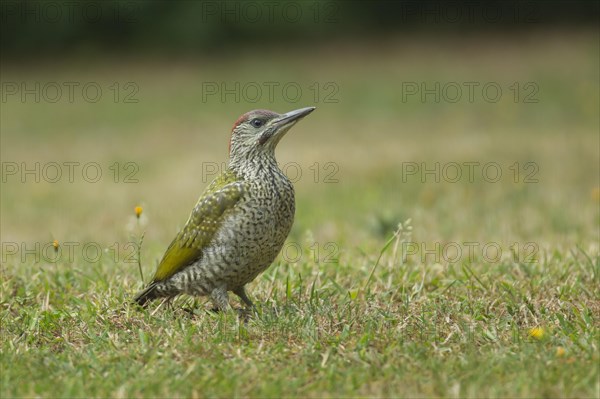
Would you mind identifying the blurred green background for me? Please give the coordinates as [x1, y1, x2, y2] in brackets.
[1, 0, 597, 250]
[2, 1, 598, 57]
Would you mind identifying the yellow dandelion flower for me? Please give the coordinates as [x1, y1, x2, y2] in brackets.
[592, 187, 600, 202]
[52, 240, 59, 251]
[528, 326, 545, 340]
[555, 346, 565, 357]
[134, 206, 143, 218]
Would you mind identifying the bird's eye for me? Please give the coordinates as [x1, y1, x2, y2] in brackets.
[250, 119, 264, 128]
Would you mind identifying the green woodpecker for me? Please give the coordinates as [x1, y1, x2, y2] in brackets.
[134, 107, 316, 311]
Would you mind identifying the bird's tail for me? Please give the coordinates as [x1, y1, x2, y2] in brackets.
[133, 282, 159, 307]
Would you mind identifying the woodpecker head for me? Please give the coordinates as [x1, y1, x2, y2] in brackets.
[228, 107, 315, 165]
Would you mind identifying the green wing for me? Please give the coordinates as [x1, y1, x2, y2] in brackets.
[152, 171, 244, 282]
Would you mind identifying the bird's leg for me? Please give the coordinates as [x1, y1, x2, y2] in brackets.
[181, 297, 201, 317]
[233, 286, 255, 309]
[209, 287, 231, 312]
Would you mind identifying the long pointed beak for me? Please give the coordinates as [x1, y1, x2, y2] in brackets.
[272, 107, 316, 127]
[258, 106, 316, 146]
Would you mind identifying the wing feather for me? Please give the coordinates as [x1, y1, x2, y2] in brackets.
[151, 172, 245, 282]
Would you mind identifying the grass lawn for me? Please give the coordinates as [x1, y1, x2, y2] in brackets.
[1, 31, 599, 397]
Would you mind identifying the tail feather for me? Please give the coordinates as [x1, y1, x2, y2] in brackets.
[133, 282, 159, 307]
